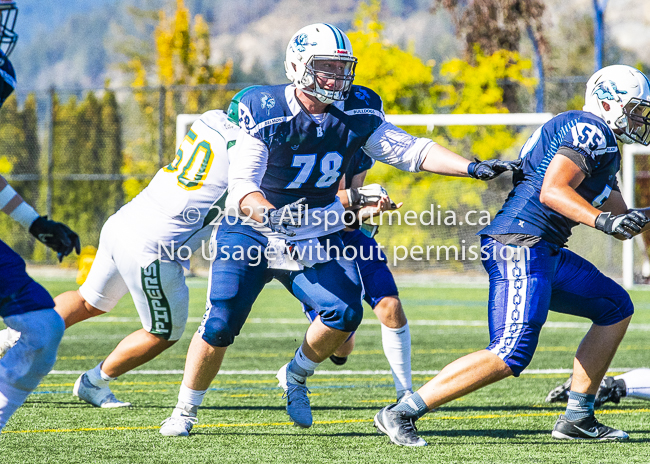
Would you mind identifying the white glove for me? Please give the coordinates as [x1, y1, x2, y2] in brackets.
[346, 184, 395, 208]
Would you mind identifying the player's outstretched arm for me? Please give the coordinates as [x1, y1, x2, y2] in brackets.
[0, 174, 80, 261]
[419, 144, 520, 179]
[364, 122, 516, 180]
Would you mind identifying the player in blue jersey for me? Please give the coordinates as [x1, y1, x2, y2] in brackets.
[160, 23, 518, 436]
[374, 64, 650, 446]
[0, 0, 81, 432]
[301, 149, 414, 401]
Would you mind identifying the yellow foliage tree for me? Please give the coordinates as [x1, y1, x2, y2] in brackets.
[348, 2, 535, 270]
[123, 0, 233, 201]
[347, 0, 434, 114]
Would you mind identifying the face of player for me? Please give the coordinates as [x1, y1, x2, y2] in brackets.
[311, 59, 354, 92]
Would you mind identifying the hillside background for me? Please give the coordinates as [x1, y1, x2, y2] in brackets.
[13, 0, 650, 91]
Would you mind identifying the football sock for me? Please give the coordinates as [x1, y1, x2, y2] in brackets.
[0, 381, 30, 431]
[288, 346, 319, 383]
[617, 368, 650, 400]
[86, 362, 113, 388]
[177, 382, 207, 408]
[393, 391, 428, 419]
[380, 323, 412, 394]
[565, 391, 595, 421]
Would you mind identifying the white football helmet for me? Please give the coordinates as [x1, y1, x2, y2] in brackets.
[285, 23, 357, 104]
[583, 65, 650, 145]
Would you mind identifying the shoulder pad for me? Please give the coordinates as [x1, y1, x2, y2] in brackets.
[347, 85, 383, 111]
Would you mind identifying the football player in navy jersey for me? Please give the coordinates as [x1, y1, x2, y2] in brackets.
[374, 65, 650, 446]
[301, 149, 415, 402]
[160, 23, 517, 436]
[0, 0, 80, 432]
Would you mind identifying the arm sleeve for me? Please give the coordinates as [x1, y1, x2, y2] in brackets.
[362, 121, 434, 173]
[226, 130, 268, 211]
[560, 119, 618, 174]
[556, 146, 592, 177]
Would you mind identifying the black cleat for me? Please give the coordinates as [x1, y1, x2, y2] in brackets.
[329, 354, 348, 365]
[546, 375, 572, 403]
[595, 376, 626, 408]
[552, 414, 629, 440]
[374, 404, 427, 447]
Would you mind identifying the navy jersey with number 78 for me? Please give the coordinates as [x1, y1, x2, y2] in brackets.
[236, 84, 384, 209]
[480, 110, 621, 246]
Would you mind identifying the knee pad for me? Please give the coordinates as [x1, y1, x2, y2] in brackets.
[319, 303, 363, 333]
[199, 314, 237, 347]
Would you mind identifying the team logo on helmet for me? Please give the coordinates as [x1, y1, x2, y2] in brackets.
[593, 81, 628, 101]
[260, 92, 276, 114]
[293, 33, 317, 53]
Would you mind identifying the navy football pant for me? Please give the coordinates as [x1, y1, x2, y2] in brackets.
[481, 236, 633, 376]
[302, 229, 398, 327]
[0, 239, 55, 318]
[200, 221, 364, 347]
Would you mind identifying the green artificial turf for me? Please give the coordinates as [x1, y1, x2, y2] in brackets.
[2, 278, 650, 463]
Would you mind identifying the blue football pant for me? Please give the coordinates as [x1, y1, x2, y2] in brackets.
[200, 221, 364, 347]
[481, 236, 633, 376]
[302, 229, 398, 330]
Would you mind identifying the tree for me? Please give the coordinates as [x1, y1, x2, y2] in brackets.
[121, 0, 233, 201]
[347, 1, 535, 269]
[433, 0, 546, 112]
[0, 94, 41, 258]
[51, 90, 124, 253]
[348, 0, 435, 114]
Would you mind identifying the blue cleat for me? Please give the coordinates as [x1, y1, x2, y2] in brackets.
[276, 363, 313, 428]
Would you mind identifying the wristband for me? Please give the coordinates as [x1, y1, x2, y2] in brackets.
[467, 162, 478, 178]
[346, 188, 361, 208]
[10, 202, 40, 229]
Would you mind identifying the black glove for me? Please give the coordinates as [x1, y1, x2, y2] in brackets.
[468, 158, 522, 180]
[595, 211, 650, 239]
[29, 216, 81, 262]
[263, 198, 306, 237]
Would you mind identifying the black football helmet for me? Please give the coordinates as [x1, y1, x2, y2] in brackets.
[0, 0, 17, 57]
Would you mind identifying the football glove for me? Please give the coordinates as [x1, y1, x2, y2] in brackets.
[468, 158, 522, 180]
[595, 210, 650, 239]
[263, 197, 306, 237]
[29, 216, 81, 262]
[346, 184, 396, 208]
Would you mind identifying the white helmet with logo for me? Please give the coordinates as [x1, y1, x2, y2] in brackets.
[285, 23, 357, 104]
[583, 64, 650, 145]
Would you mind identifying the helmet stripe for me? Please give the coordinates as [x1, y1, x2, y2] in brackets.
[323, 23, 344, 49]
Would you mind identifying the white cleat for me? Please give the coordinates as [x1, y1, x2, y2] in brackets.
[159, 414, 198, 437]
[73, 373, 132, 408]
[0, 327, 20, 359]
